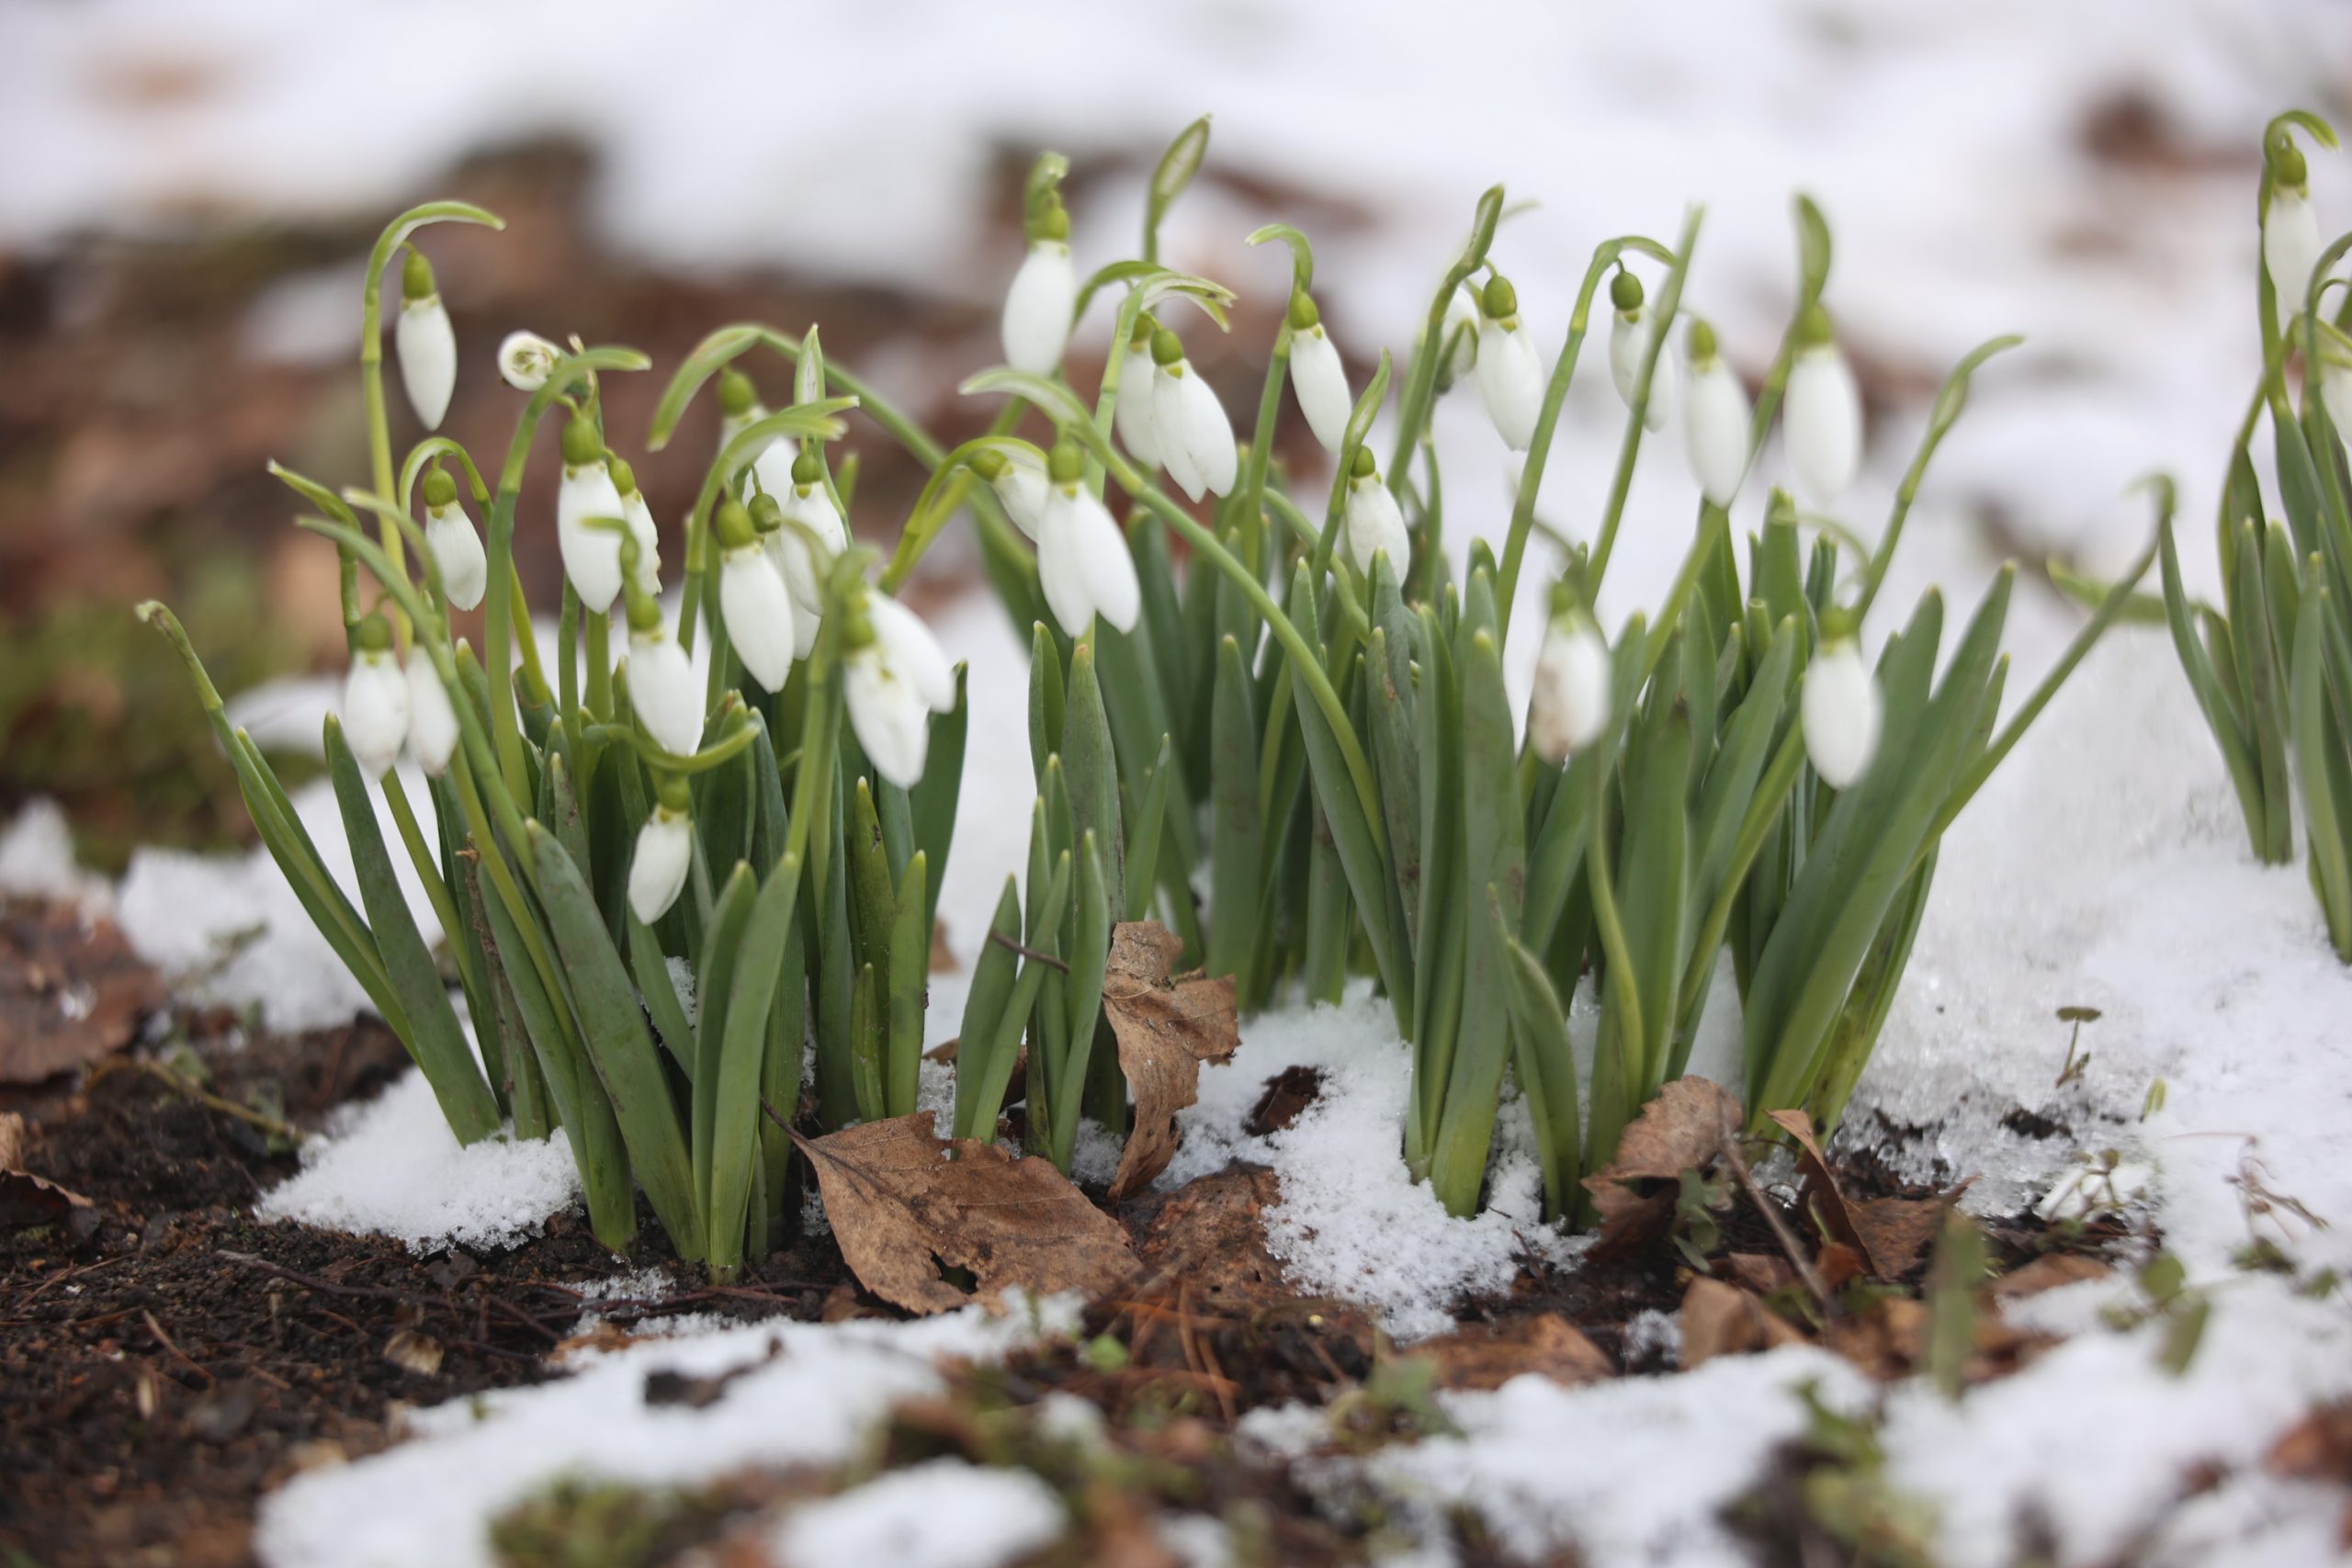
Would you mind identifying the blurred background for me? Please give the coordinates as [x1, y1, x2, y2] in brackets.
[2, 0, 2346, 876]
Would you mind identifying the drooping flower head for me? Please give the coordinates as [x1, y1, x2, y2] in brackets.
[1001, 188, 1076, 376]
[1148, 324, 1238, 502]
[628, 775, 693, 925]
[394, 248, 456, 431]
[1286, 289, 1351, 454]
[843, 586, 957, 790]
[713, 494, 796, 692]
[341, 613, 410, 779]
[608, 457, 662, 598]
[1528, 591, 1611, 765]
[419, 467, 486, 612]
[1035, 439, 1140, 637]
[759, 446, 847, 660]
[1680, 317, 1752, 510]
[1605, 267, 1670, 434]
[406, 646, 458, 776]
[1114, 314, 1164, 472]
[555, 413, 626, 613]
[624, 588, 704, 760]
[2264, 128, 2324, 310]
[1341, 446, 1409, 581]
[1474, 273, 1544, 452]
[972, 446, 1048, 541]
[1784, 303, 1862, 508]
[1802, 619, 1883, 790]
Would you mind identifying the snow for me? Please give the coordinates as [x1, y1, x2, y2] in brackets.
[254, 1295, 1080, 1568]
[0, 797, 114, 918]
[255, 1069, 582, 1254]
[768, 1458, 1069, 1568]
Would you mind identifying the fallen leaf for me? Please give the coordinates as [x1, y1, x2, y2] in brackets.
[1243, 1065, 1322, 1136]
[1723, 1252, 1797, 1296]
[0, 901, 164, 1084]
[1417, 1314, 1613, 1391]
[0, 1167, 93, 1230]
[1766, 1108, 1967, 1280]
[1583, 1077, 1741, 1255]
[2270, 1402, 2352, 1483]
[1992, 1253, 2113, 1299]
[1815, 1241, 1868, 1292]
[1679, 1276, 1804, 1368]
[1824, 1293, 2049, 1384]
[382, 1329, 444, 1376]
[797, 1111, 1136, 1314]
[1100, 921, 1239, 1201]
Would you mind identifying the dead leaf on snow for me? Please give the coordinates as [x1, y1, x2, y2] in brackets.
[1991, 1253, 2114, 1300]
[1100, 921, 1239, 1201]
[2270, 1402, 2352, 1485]
[797, 1111, 1136, 1315]
[1417, 1314, 1614, 1392]
[1679, 1276, 1804, 1368]
[1582, 1077, 1741, 1256]
[1765, 1108, 1969, 1280]
[0, 901, 164, 1085]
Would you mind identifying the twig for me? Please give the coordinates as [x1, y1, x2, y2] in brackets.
[91, 1059, 304, 1146]
[141, 1308, 216, 1388]
[1717, 1117, 1838, 1321]
[988, 930, 1070, 973]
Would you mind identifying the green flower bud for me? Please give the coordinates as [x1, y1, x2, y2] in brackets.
[421, 468, 458, 509]
[1047, 440, 1084, 484]
[354, 613, 395, 653]
[1129, 312, 1158, 347]
[560, 413, 602, 468]
[749, 492, 784, 535]
[969, 448, 1008, 481]
[714, 495, 755, 550]
[1609, 268, 1644, 313]
[1687, 318, 1719, 365]
[718, 368, 757, 417]
[1817, 601, 1860, 642]
[1349, 445, 1376, 480]
[608, 457, 639, 497]
[2270, 131, 2310, 192]
[401, 248, 436, 303]
[656, 773, 693, 812]
[1034, 199, 1070, 243]
[1794, 302, 1833, 350]
[1150, 325, 1185, 367]
[1287, 289, 1322, 332]
[791, 446, 823, 488]
[1481, 274, 1519, 321]
[626, 585, 662, 634]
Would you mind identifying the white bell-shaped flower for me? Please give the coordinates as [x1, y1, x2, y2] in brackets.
[1001, 218, 1077, 376]
[713, 497, 797, 691]
[496, 331, 563, 391]
[1802, 635, 1883, 789]
[1036, 448, 1141, 637]
[983, 446, 1051, 540]
[628, 795, 693, 925]
[762, 449, 848, 659]
[1785, 305, 1862, 508]
[418, 469, 486, 611]
[394, 251, 456, 431]
[1681, 319, 1753, 509]
[1114, 326, 1164, 470]
[555, 418, 626, 613]
[846, 590, 956, 789]
[341, 618, 410, 778]
[1605, 270, 1670, 433]
[2266, 183, 2323, 309]
[1474, 276, 1544, 453]
[1441, 282, 1482, 386]
[1148, 327, 1238, 502]
[405, 649, 459, 776]
[627, 605, 705, 759]
[1529, 610, 1611, 764]
[601, 460, 659, 600]
[1342, 452, 1410, 580]
[1286, 292, 1351, 454]
[2320, 350, 2352, 449]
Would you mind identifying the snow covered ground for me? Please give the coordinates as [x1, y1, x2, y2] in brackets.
[9, 1, 2352, 1562]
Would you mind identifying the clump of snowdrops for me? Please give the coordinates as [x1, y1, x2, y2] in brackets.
[2156, 109, 2352, 961]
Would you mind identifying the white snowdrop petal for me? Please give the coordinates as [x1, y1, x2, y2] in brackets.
[395, 297, 456, 431]
[1152, 368, 1206, 502]
[1343, 479, 1410, 581]
[1476, 320, 1543, 451]
[1289, 327, 1351, 453]
[1529, 619, 1611, 764]
[2323, 362, 2352, 451]
[1036, 497, 1093, 638]
[1608, 310, 1671, 433]
[1001, 242, 1077, 375]
[1114, 348, 1163, 469]
[424, 503, 487, 612]
[496, 331, 562, 391]
[2265, 187, 2324, 308]
[623, 493, 662, 596]
[556, 465, 627, 613]
[404, 653, 459, 776]
[845, 659, 931, 789]
[992, 464, 1050, 542]
[1442, 284, 1482, 381]
[629, 631, 704, 758]
[1802, 642, 1883, 788]
[1786, 346, 1862, 507]
[1062, 487, 1141, 635]
[750, 437, 798, 505]
[1682, 358, 1753, 509]
[867, 592, 956, 713]
[341, 652, 410, 779]
[719, 547, 796, 692]
[1175, 367, 1238, 497]
[627, 809, 692, 925]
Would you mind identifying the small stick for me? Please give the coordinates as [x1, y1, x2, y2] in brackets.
[988, 930, 1070, 972]
[141, 1309, 216, 1388]
[1717, 1116, 1838, 1321]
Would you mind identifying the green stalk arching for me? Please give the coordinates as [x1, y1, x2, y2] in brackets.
[1581, 209, 1708, 599]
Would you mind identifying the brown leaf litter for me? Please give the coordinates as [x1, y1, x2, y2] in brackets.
[1098, 920, 1239, 1200]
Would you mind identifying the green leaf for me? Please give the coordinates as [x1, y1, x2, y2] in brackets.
[1205, 634, 1263, 982]
[1146, 116, 1212, 258]
[909, 664, 967, 935]
[1495, 892, 1580, 1222]
[952, 878, 1024, 1140]
[1125, 734, 1175, 924]
[888, 852, 929, 1119]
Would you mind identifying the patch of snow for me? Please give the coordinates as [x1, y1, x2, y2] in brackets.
[769, 1458, 1068, 1568]
[0, 798, 114, 918]
[254, 1296, 1079, 1568]
[255, 1069, 581, 1254]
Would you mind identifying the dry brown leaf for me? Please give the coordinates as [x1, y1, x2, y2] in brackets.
[1418, 1314, 1614, 1391]
[2270, 1402, 2352, 1484]
[1765, 1107, 1967, 1280]
[0, 902, 164, 1085]
[1582, 1077, 1742, 1255]
[1101, 921, 1239, 1201]
[1991, 1253, 2114, 1299]
[0, 1111, 25, 1170]
[1679, 1276, 1804, 1368]
[1723, 1252, 1797, 1296]
[1825, 1293, 2049, 1384]
[797, 1111, 1136, 1314]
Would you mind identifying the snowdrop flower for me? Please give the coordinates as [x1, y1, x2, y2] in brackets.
[845, 589, 957, 789]
[717, 367, 797, 502]
[628, 782, 693, 925]
[1802, 634, 1883, 789]
[341, 615, 409, 778]
[1036, 443, 1140, 637]
[1784, 304, 1862, 508]
[394, 249, 456, 431]
[609, 458, 662, 597]
[1528, 607, 1611, 764]
[624, 594, 704, 759]
[1001, 198, 1076, 376]
[1341, 448, 1409, 580]
[555, 415, 627, 613]
[1474, 275, 1544, 452]
[1114, 317, 1164, 471]
[1680, 318, 1752, 509]
[418, 468, 486, 611]
[2319, 341, 2352, 446]
[1148, 325, 1238, 502]
[713, 496, 796, 691]
[497, 331, 564, 391]
[761, 448, 847, 659]
[405, 649, 458, 775]
[1286, 290, 1351, 453]
[1439, 282, 1482, 389]
[1605, 269, 1670, 433]
[2264, 133, 2323, 309]
[972, 446, 1049, 540]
